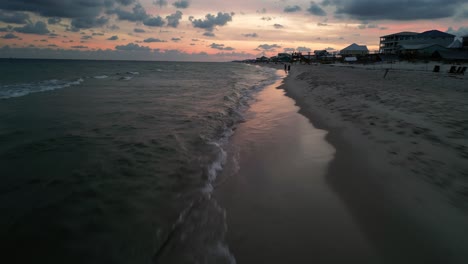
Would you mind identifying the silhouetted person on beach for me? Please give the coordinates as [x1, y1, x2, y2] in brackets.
[288, 64, 291, 72]
[284, 64, 287, 72]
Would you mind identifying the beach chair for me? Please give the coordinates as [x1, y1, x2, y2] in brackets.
[460, 67, 467, 75]
[448, 66, 457, 73]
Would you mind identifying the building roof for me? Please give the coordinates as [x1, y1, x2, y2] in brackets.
[341, 43, 368, 51]
[381, 31, 418, 38]
[417, 30, 455, 38]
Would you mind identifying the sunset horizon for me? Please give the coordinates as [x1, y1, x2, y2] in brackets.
[1, 0, 467, 61]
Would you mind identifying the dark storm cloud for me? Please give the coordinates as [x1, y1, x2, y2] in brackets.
[71, 16, 109, 30]
[209, 43, 235, 51]
[0, 11, 30, 24]
[173, 0, 189, 9]
[0, 0, 107, 19]
[284, 5, 302, 13]
[307, 2, 327, 16]
[134, 28, 146, 33]
[191, 12, 233, 31]
[14, 21, 50, 34]
[107, 35, 119, 40]
[153, 0, 168, 7]
[328, 0, 465, 20]
[273, 24, 284, 29]
[115, 43, 151, 51]
[1, 33, 19, 39]
[116, 0, 136, 5]
[166, 11, 182, 28]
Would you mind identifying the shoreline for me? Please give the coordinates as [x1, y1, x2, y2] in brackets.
[277, 62, 468, 262]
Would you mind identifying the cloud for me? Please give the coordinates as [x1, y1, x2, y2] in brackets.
[71, 45, 88, 49]
[297, 46, 311, 52]
[48, 44, 58, 47]
[209, 43, 235, 50]
[1, 33, 19, 39]
[191, 12, 233, 31]
[0, 0, 108, 19]
[113, 3, 148, 22]
[257, 8, 267, 14]
[153, 0, 168, 7]
[242, 33, 259, 38]
[92, 32, 105, 36]
[446, 26, 468, 37]
[143, 37, 166, 42]
[47, 17, 61, 24]
[144, 16, 165, 27]
[166, 11, 182, 28]
[273, 24, 284, 29]
[171, 37, 181, 42]
[0, 25, 13, 32]
[257, 44, 281, 51]
[115, 43, 151, 51]
[317, 22, 328, 26]
[307, 2, 327, 16]
[134, 28, 146, 33]
[14, 21, 50, 35]
[81, 35, 92, 40]
[261, 16, 272, 21]
[203, 32, 215, 37]
[329, 0, 466, 20]
[107, 35, 119, 40]
[71, 16, 109, 30]
[173, 0, 189, 9]
[116, 0, 136, 5]
[284, 5, 302, 13]
[0, 11, 30, 24]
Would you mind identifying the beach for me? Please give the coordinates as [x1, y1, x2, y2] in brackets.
[214, 63, 468, 263]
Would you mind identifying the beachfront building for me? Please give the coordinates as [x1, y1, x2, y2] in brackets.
[379, 30, 455, 54]
[340, 43, 369, 56]
[276, 53, 292, 62]
[379, 32, 418, 54]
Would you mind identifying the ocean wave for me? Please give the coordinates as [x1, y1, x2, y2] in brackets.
[93, 75, 108, 79]
[0, 78, 84, 99]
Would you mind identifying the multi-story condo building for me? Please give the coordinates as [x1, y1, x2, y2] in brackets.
[379, 30, 455, 54]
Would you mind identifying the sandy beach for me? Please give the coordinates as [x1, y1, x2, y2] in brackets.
[281, 63, 468, 262]
[214, 63, 468, 263]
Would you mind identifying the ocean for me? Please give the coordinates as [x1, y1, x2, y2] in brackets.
[0, 59, 280, 263]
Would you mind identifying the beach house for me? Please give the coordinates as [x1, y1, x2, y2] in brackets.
[340, 43, 369, 56]
[379, 32, 418, 54]
[379, 30, 455, 54]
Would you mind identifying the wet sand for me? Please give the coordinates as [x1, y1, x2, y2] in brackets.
[215, 73, 380, 263]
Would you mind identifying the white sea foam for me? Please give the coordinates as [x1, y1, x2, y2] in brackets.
[127, 71, 140, 75]
[0, 78, 84, 99]
[119, 76, 133, 81]
[93, 75, 108, 79]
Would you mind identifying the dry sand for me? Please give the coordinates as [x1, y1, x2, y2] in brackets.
[278, 62, 468, 262]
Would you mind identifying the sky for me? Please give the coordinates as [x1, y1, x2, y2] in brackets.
[0, 0, 467, 61]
